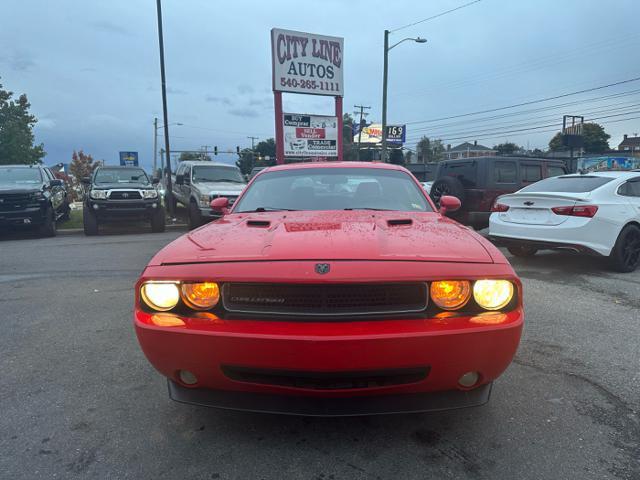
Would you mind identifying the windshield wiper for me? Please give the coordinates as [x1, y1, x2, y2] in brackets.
[344, 207, 394, 211]
[215, 179, 244, 183]
[239, 207, 299, 212]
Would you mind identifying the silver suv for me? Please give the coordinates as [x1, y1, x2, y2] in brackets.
[171, 161, 246, 229]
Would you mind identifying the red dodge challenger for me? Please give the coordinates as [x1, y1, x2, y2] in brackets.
[134, 162, 523, 415]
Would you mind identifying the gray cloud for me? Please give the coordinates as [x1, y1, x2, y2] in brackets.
[228, 107, 260, 118]
[90, 20, 132, 35]
[205, 95, 232, 105]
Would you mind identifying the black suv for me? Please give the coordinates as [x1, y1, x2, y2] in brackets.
[429, 156, 567, 229]
[0, 164, 70, 237]
[82, 166, 165, 235]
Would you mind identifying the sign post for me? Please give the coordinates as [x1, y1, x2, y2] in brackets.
[271, 28, 344, 164]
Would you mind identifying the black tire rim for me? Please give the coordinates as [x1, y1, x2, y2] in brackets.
[431, 184, 451, 205]
[622, 229, 640, 268]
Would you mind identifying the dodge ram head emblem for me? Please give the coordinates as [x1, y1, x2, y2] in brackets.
[315, 263, 330, 274]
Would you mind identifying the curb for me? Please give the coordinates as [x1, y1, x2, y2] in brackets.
[57, 223, 188, 235]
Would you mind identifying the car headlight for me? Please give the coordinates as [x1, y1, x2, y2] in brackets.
[430, 280, 471, 310]
[142, 189, 158, 199]
[140, 282, 180, 311]
[199, 194, 211, 207]
[90, 189, 107, 200]
[181, 282, 220, 310]
[32, 191, 46, 201]
[473, 280, 514, 311]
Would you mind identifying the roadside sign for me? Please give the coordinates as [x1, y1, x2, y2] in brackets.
[283, 113, 338, 157]
[271, 28, 344, 97]
[355, 124, 406, 145]
[119, 151, 139, 166]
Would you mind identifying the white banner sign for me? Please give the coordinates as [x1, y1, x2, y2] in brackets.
[271, 28, 344, 96]
[284, 114, 338, 157]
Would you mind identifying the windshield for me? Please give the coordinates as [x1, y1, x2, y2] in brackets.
[520, 175, 614, 193]
[192, 166, 245, 183]
[0, 167, 42, 184]
[94, 168, 149, 184]
[234, 167, 433, 213]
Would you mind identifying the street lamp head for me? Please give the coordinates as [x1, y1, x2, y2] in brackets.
[414, 37, 427, 43]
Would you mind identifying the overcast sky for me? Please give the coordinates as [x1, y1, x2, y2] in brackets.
[2, 0, 639, 169]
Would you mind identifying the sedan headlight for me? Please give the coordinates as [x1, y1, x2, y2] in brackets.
[142, 189, 158, 199]
[473, 280, 514, 311]
[90, 189, 107, 200]
[140, 282, 180, 311]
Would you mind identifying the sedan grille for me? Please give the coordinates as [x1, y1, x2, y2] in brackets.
[222, 283, 428, 316]
[108, 190, 142, 200]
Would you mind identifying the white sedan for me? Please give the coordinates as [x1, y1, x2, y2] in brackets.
[489, 171, 640, 272]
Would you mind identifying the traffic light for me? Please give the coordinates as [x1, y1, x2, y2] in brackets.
[214, 146, 218, 156]
[236, 146, 240, 154]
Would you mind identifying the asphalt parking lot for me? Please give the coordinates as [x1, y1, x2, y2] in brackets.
[1, 229, 638, 480]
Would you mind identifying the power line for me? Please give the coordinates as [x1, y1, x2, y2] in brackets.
[390, 0, 482, 33]
[404, 76, 640, 125]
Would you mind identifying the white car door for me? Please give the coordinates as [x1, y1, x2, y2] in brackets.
[619, 177, 640, 217]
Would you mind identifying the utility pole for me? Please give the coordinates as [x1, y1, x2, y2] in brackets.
[381, 30, 390, 163]
[354, 105, 371, 161]
[247, 136, 258, 150]
[155, 0, 174, 216]
[201, 145, 212, 160]
[153, 117, 158, 176]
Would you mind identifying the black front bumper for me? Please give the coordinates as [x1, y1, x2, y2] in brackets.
[87, 199, 160, 219]
[167, 380, 492, 416]
[0, 206, 46, 228]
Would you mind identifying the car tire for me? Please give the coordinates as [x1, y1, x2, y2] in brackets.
[507, 245, 538, 257]
[609, 224, 640, 273]
[151, 206, 166, 233]
[188, 201, 201, 230]
[430, 176, 466, 207]
[38, 206, 57, 237]
[83, 206, 99, 236]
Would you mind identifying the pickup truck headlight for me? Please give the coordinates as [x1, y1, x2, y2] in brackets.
[199, 194, 211, 207]
[32, 191, 46, 201]
[142, 189, 158, 199]
[90, 189, 107, 200]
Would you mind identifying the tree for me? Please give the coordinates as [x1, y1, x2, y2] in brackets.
[415, 136, 445, 162]
[0, 80, 45, 164]
[179, 151, 211, 162]
[254, 138, 276, 166]
[404, 150, 414, 163]
[493, 142, 520, 155]
[69, 150, 101, 200]
[548, 122, 610, 154]
[388, 148, 404, 165]
[342, 113, 358, 161]
[236, 148, 255, 175]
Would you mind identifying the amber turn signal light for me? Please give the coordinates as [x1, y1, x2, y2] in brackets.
[181, 282, 221, 310]
[430, 280, 471, 310]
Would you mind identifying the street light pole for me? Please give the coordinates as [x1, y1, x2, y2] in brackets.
[381, 32, 427, 163]
[155, 0, 174, 216]
[381, 30, 390, 163]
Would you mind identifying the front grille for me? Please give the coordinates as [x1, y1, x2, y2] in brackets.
[0, 193, 37, 212]
[108, 190, 142, 200]
[222, 365, 429, 390]
[222, 283, 428, 316]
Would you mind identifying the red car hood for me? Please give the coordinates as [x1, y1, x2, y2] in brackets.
[151, 211, 495, 265]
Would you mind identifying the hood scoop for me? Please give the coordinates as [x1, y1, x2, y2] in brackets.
[387, 218, 413, 227]
[247, 219, 271, 228]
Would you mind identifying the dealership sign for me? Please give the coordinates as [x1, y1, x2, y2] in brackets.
[355, 124, 406, 144]
[271, 28, 344, 96]
[283, 114, 338, 156]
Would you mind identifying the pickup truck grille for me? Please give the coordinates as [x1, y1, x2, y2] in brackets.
[222, 283, 428, 317]
[0, 193, 37, 212]
[108, 190, 142, 200]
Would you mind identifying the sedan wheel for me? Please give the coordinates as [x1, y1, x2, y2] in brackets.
[610, 224, 640, 272]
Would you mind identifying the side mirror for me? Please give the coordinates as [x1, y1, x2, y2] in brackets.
[175, 174, 184, 185]
[439, 195, 461, 215]
[49, 179, 64, 187]
[210, 197, 230, 215]
[152, 177, 160, 185]
[82, 177, 91, 185]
